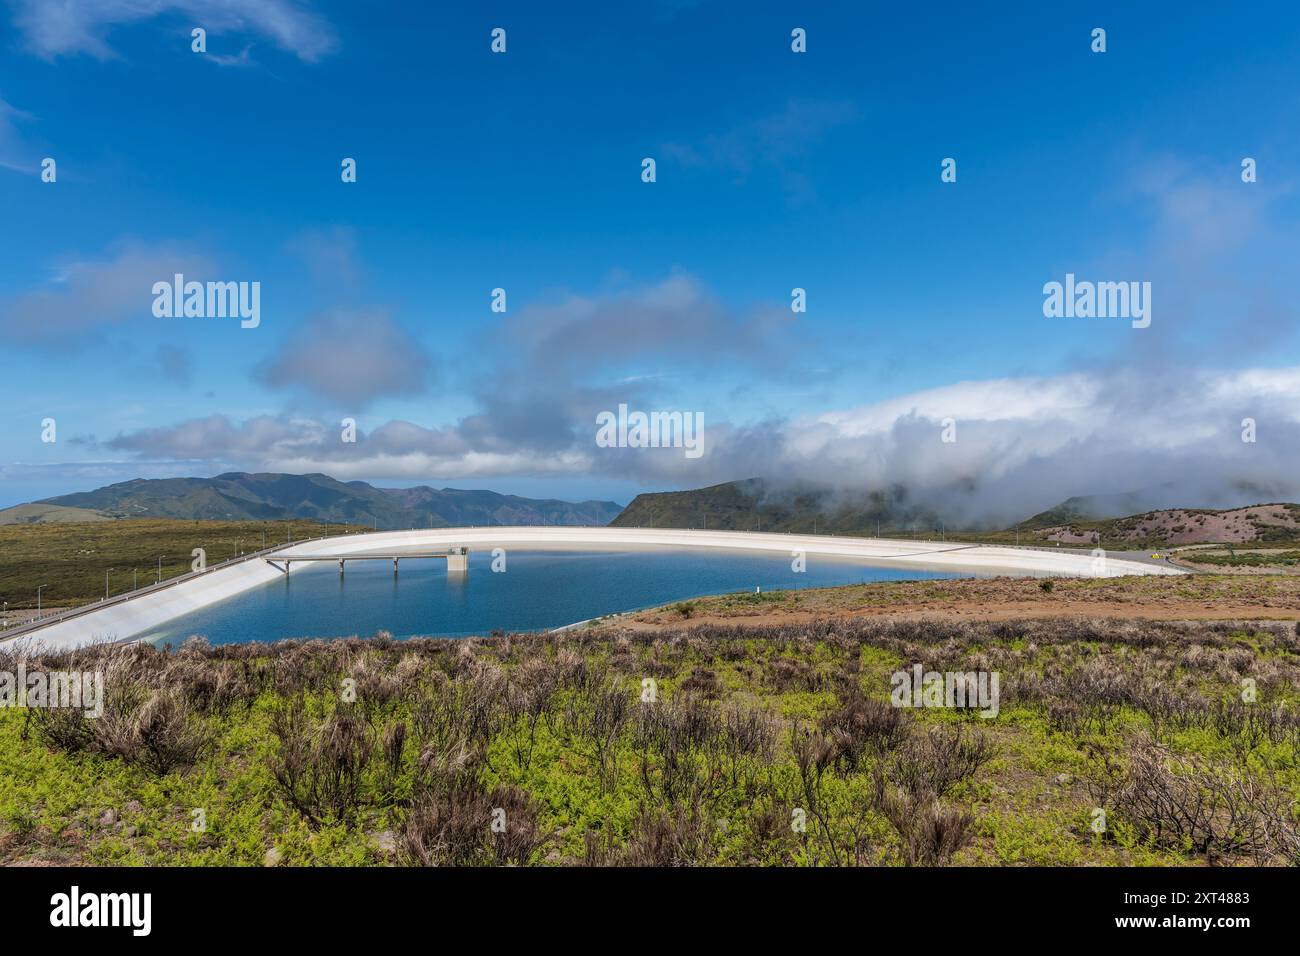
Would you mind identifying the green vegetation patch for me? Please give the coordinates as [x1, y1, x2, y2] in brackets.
[2, 616, 1298, 867]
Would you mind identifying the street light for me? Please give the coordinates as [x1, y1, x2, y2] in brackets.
[105, 568, 115, 600]
[157, 555, 164, 583]
[36, 584, 46, 615]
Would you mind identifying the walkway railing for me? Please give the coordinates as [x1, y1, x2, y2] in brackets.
[0, 532, 345, 642]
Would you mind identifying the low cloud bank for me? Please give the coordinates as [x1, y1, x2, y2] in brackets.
[83, 364, 1300, 527]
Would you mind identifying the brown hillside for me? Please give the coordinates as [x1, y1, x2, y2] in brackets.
[1040, 503, 1300, 546]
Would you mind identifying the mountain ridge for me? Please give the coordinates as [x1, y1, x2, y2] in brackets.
[19, 472, 622, 529]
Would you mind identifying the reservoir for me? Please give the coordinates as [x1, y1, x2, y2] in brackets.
[138, 548, 962, 646]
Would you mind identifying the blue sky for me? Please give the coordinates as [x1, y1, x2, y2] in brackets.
[3, 1, 1299, 522]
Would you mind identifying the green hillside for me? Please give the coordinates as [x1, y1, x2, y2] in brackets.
[610, 479, 943, 535]
[36, 472, 622, 529]
[0, 503, 112, 525]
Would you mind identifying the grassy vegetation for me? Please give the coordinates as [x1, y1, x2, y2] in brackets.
[3, 616, 1298, 866]
[1183, 551, 1300, 568]
[0, 503, 112, 524]
[0, 519, 366, 611]
[622, 573, 1300, 626]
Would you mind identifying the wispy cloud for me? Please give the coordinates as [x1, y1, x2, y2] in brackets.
[0, 240, 217, 347]
[663, 98, 858, 201]
[7, 0, 336, 62]
[0, 95, 38, 174]
[205, 43, 254, 68]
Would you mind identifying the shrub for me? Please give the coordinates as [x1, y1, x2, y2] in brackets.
[620, 800, 713, 866]
[564, 680, 632, 791]
[680, 665, 722, 699]
[875, 786, 975, 866]
[269, 701, 375, 828]
[885, 726, 993, 801]
[400, 742, 545, 865]
[1089, 736, 1278, 859]
[820, 693, 908, 772]
[401, 778, 493, 866]
[96, 689, 208, 776]
[28, 706, 96, 755]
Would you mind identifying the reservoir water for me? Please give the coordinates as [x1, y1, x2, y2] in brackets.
[138, 548, 964, 646]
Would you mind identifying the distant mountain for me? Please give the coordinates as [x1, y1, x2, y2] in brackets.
[32, 473, 623, 529]
[610, 478, 943, 535]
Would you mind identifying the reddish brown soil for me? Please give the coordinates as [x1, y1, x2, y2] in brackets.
[595, 573, 1300, 633]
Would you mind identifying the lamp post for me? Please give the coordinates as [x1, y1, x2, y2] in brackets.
[105, 568, 114, 600]
[157, 555, 164, 584]
[37, 584, 46, 615]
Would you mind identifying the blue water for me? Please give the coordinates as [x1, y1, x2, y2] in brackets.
[139, 549, 963, 646]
